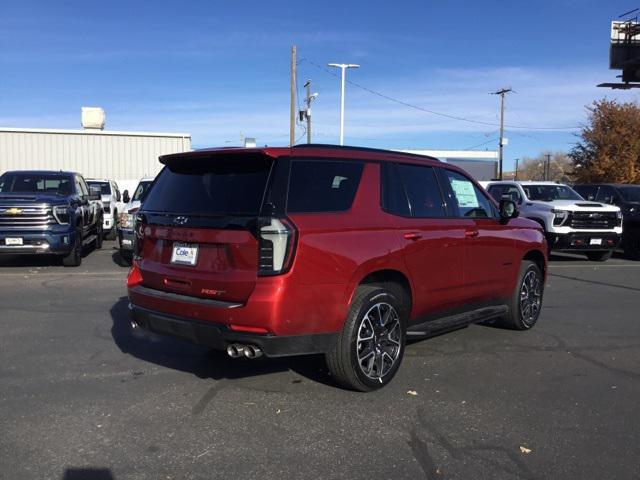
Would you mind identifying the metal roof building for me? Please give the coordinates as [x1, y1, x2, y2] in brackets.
[0, 127, 191, 183]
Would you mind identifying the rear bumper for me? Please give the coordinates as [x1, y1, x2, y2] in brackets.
[0, 229, 75, 255]
[548, 232, 621, 251]
[129, 303, 337, 357]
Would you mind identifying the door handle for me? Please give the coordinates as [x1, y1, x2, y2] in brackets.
[465, 229, 479, 238]
[403, 232, 422, 241]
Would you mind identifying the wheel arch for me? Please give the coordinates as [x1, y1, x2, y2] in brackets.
[347, 268, 413, 318]
[523, 249, 546, 280]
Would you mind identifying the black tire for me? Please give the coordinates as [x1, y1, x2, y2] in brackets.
[62, 227, 83, 267]
[586, 250, 612, 262]
[95, 219, 103, 250]
[325, 285, 407, 392]
[502, 260, 544, 330]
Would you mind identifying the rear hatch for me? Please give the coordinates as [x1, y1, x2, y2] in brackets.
[135, 151, 277, 304]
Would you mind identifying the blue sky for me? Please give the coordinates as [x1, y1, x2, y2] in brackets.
[1, 0, 639, 170]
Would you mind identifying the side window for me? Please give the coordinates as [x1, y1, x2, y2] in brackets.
[287, 160, 364, 213]
[443, 170, 494, 218]
[596, 186, 616, 205]
[79, 177, 89, 196]
[394, 163, 445, 217]
[74, 177, 84, 196]
[381, 163, 410, 216]
[487, 185, 505, 202]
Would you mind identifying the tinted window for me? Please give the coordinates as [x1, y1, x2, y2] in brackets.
[522, 184, 582, 201]
[395, 164, 445, 217]
[487, 184, 522, 203]
[444, 170, 494, 218]
[287, 160, 363, 213]
[574, 185, 598, 201]
[381, 163, 410, 216]
[595, 186, 617, 204]
[619, 186, 640, 202]
[142, 157, 273, 215]
[0, 173, 73, 195]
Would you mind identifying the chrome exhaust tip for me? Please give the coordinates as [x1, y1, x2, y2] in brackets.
[243, 345, 263, 359]
[226, 344, 244, 358]
[130, 320, 139, 330]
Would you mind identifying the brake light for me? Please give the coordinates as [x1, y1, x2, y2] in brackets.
[258, 217, 296, 276]
[127, 261, 143, 288]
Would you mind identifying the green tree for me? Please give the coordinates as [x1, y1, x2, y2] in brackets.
[570, 99, 640, 183]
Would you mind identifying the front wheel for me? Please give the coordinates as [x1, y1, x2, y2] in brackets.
[326, 285, 406, 391]
[586, 250, 612, 262]
[502, 260, 544, 330]
[62, 227, 82, 267]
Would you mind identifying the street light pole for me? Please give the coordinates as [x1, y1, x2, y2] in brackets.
[328, 63, 359, 145]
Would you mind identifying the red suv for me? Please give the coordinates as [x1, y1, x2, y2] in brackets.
[127, 145, 547, 391]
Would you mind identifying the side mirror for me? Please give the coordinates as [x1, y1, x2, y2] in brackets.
[88, 186, 101, 201]
[122, 190, 130, 203]
[499, 199, 518, 223]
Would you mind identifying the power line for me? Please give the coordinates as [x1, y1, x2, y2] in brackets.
[302, 58, 580, 131]
[463, 138, 499, 150]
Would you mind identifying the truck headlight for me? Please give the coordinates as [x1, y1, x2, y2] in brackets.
[52, 205, 70, 225]
[552, 209, 568, 226]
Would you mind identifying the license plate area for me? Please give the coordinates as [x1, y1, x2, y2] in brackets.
[170, 242, 199, 266]
[5, 237, 23, 246]
[590, 238, 602, 246]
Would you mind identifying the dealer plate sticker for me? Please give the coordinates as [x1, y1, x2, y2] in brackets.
[171, 242, 199, 266]
[5, 237, 23, 246]
[590, 238, 602, 245]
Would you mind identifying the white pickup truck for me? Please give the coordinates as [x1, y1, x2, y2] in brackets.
[86, 178, 125, 240]
[483, 181, 622, 261]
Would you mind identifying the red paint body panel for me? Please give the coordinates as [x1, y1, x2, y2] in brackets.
[129, 145, 548, 344]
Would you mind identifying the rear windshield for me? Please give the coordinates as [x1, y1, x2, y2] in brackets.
[522, 184, 582, 201]
[87, 181, 110, 195]
[142, 157, 273, 216]
[0, 173, 73, 195]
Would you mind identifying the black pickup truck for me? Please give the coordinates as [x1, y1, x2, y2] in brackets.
[0, 170, 103, 266]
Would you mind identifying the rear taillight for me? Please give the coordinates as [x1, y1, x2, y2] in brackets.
[127, 261, 143, 288]
[258, 217, 296, 276]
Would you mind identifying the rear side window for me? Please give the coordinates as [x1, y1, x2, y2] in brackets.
[287, 160, 364, 213]
[391, 163, 445, 217]
[142, 156, 273, 215]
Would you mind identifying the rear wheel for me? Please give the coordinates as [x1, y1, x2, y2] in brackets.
[502, 260, 543, 330]
[62, 227, 82, 267]
[95, 220, 103, 249]
[586, 250, 612, 262]
[326, 285, 406, 391]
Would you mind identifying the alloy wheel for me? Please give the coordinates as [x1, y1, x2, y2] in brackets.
[356, 302, 402, 380]
[520, 270, 542, 326]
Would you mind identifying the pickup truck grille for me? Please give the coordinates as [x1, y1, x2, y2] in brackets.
[569, 211, 618, 230]
[0, 206, 56, 228]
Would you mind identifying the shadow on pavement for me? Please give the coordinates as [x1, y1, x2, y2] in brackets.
[62, 468, 114, 480]
[111, 250, 131, 268]
[109, 296, 335, 387]
[0, 253, 62, 268]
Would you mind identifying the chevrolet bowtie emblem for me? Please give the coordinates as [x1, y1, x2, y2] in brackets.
[6, 208, 22, 215]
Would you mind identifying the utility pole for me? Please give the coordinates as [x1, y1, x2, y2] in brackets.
[545, 154, 551, 181]
[514, 158, 519, 180]
[290, 45, 297, 147]
[301, 80, 318, 144]
[328, 63, 359, 145]
[491, 88, 512, 180]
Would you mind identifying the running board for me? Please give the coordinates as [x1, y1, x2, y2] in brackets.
[82, 234, 97, 246]
[407, 305, 508, 337]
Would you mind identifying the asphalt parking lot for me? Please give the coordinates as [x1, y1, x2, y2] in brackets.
[1, 242, 639, 480]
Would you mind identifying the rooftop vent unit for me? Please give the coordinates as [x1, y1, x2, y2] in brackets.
[81, 107, 106, 130]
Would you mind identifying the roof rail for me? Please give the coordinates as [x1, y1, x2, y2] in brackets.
[292, 143, 440, 161]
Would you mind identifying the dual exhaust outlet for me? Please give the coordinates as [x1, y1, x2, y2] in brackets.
[226, 343, 263, 359]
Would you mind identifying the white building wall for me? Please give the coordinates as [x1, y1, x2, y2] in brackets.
[0, 128, 191, 180]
